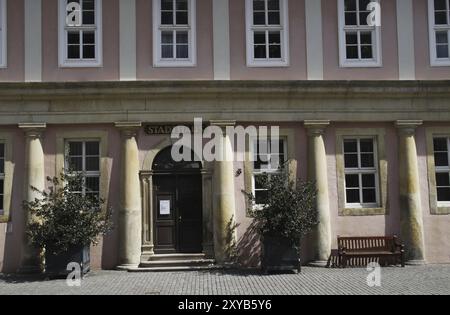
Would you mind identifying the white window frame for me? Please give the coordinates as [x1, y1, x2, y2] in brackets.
[152, 0, 197, 67]
[0, 142, 5, 214]
[343, 137, 381, 209]
[65, 139, 101, 197]
[251, 137, 287, 208]
[428, 0, 450, 66]
[0, 0, 6, 68]
[58, 0, 103, 68]
[245, 0, 290, 67]
[338, 0, 382, 68]
[433, 136, 450, 206]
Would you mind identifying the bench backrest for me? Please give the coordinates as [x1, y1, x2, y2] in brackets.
[338, 236, 397, 252]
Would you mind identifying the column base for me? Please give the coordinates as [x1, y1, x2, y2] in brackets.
[116, 264, 140, 271]
[308, 260, 329, 268]
[405, 259, 427, 266]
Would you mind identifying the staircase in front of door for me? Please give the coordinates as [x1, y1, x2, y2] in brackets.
[128, 254, 217, 272]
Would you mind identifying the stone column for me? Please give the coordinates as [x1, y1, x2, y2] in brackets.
[305, 120, 332, 267]
[211, 120, 237, 264]
[116, 122, 142, 269]
[18, 123, 46, 273]
[396, 120, 426, 265]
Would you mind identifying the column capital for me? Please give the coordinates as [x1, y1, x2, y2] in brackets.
[209, 120, 236, 133]
[304, 120, 330, 136]
[115, 121, 142, 137]
[396, 120, 423, 135]
[19, 123, 46, 138]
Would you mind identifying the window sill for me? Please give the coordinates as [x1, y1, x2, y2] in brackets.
[430, 60, 450, 67]
[247, 60, 289, 68]
[59, 61, 103, 68]
[339, 207, 386, 216]
[153, 61, 197, 68]
[339, 60, 382, 68]
[433, 206, 450, 215]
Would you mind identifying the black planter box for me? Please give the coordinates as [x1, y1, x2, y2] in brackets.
[45, 245, 90, 277]
[262, 236, 301, 274]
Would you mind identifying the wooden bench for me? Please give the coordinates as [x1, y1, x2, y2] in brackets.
[338, 236, 405, 268]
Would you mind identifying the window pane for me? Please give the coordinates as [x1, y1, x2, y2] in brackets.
[435, 0, 447, 10]
[68, 32, 80, 44]
[435, 12, 448, 25]
[82, 11, 95, 25]
[161, 12, 173, 24]
[344, 154, 358, 168]
[0, 158, 4, 174]
[361, 153, 375, 168]
[253, 12, 266, 25]
[254, 175, 265, 189]
[434, 138, 448, 151]
[345, 174, 360, 188]
[437, 45, 449, 58]
[360, 139, 374, 152]
[268, 12, 280, 25]
[269, 45, 281, 58]
[86, 141, 99, 155]
[69, 142, 83, 156]
[360, 32, 372, 45]
[69, 157, 83, 171]
[346, 33, 358, 45]
[83, 0, 95, 10]
[346, 189, 360, 203]
[361, 45, 373, 59]
[344, 140, 358, 153]
[436, 172, 450, 186]
[83, 45, 95, 59]
[344, 0, 357, 11]
[176, 32, 188, 44]
[436, 31, 449, 44]
[359, 11, 370, 26]
[162, 45, 173, 58]
[0, 143, 4, 158]
[86, 176, 100, 192]
[162, 31, 173, 44]
[255, 190, 268, 205]
[362, 174, 376, 188]
[161, 0, 173, 11]
[254, 32, 266, 44]
[254, 45, 267, 59]
[269, 32, 281, 44]
[362, 189, 376, 203]
[268, 0, 280, 10]
[86, 157, 99, 171]
[253, 0, 265, 11]
[346, 46, 358, 59]
[437, 187, 450, 201]
[176, 12, 188, 25]
[176, 0, 188, 10]
[359, 0, 371, 10]
[435, 152, 449, 167]
[176, 45, 189, 58]
[68, 45, 80, 59]
[345, 12, 357, 25]
[83, 32, 95, 45]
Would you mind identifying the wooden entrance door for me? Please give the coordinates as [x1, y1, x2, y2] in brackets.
[153, 173, 203, 253]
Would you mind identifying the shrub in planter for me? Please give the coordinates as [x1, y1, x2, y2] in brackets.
[244, 170, 319, 273]
[24, 172, 113, 276]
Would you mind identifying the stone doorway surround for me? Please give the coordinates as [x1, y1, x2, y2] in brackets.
[140, 137, 215, 263]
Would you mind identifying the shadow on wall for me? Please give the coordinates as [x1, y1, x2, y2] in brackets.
[235, 221, 261, 268]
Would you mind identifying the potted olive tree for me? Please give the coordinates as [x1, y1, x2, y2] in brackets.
[244, 171, 318, 273]
[24, 172, 113, 276]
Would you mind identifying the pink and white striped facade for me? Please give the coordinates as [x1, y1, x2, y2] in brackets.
[0, 0, 450, 272]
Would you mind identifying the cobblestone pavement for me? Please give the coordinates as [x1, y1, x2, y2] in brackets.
[0, 265, 449, 295]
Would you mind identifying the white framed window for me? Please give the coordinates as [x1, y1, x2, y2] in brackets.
[252, 138, 287, 207]
[428, 0, 450, 66]
[245, 0, 289, 67]
[153, 0, 197, 67]
[0, 0, 7, 68]
[338, 0, 382, 67]
[0, 142, 4, 215]
[65, 140, 101, 200]
[58, 0, 102, 67]
[343, 137, 380, 208]
[432, 137, 450, 205]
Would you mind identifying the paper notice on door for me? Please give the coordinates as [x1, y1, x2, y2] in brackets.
[160, 200, 171, 215]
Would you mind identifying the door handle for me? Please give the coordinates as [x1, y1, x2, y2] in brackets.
[179, 216, 182, 221]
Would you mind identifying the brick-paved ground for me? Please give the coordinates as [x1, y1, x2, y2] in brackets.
[0, 265, 449, 295]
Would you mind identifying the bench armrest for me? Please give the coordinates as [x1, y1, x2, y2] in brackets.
[393, 237, 405, 252]
[338, 245, 347, 255]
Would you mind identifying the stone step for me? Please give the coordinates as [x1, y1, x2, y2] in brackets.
[140, 259, 216, 268]
[147, 253, 207, 262]
[127, 265, 223, 272]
